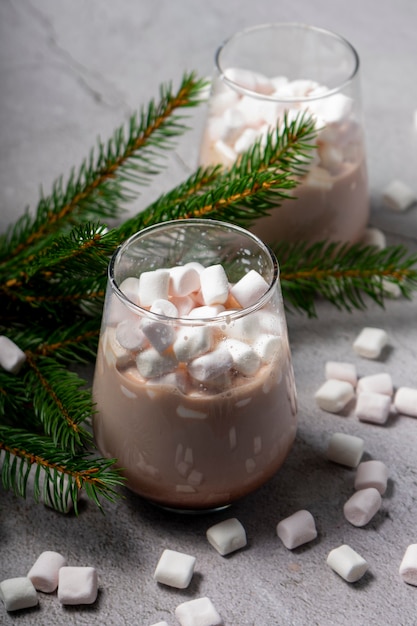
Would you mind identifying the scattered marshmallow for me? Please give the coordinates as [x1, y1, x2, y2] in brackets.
[326, 544, 369, 583]
[139, 269, 170, 307]
[315, 379, 355, 413]
[200, 264, 229, 305]
[0, 577, 38, 612]
[356, 373, 393, 397]
[360, 227, 386, 249]
[154, 549, 196, 589]
[353, 327, 389, 359]
[354, 460, 389, 495]
[0, 335, 26, 374]
[188, 344, 233, 382]
[206, 518, 247, 556]
[394, 386, 417, 418]
[382, 179, 417, 212]
[355, 392, 392, 425]
[326, 432, 365, 468]
[343, 487, 382, 527]
[276, 510, 317, 550]
[324, 361, 357, 387]
[57, 566, 98, 605]
[399, 544, 417, 586]
[230, 270, 269, 308]
[150, 622, 170, 626]
[175, 596, 222, 626]
[27, 550, 67, 593]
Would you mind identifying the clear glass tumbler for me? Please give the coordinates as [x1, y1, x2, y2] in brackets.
[199, 23, 370, 244]
[92, 219, 297, 511]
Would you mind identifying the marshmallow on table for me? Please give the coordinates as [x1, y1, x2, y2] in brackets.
[276, 510, 317, 550]
[325, 361, 357, 387]
[355, 392, 392, 425]
[150, 622, 169, 626]
[0, 335, 26, 374]
[230, 270, 269, 308]
[27, 550, 67, 593]
[353, 327, 388, 359]
[315, 379, 355, 413]
[356, 373, 393, 396]
[200, 264, 229, 306]
[343, 487, 382, 527]
[326, 432, 365, 468]
[394, 386, 417, 418]
[154, 549, 196, 589]
[0, 577, 38, 612]
[175, 596, 222, 626]
[138, 269, 170, 307]
[355, 460, 389, 495]
[399, 544, 417, 586]
[57, 566, 98, 605]
[360, 227, 386, 249]
[206, 518, 247, 556]
[382, 179, 417, 212]
[326, 544, 369, 583]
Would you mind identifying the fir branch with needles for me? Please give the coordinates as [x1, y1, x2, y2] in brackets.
[0, 71, 416, 513]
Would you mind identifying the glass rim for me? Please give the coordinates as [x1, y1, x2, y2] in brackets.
[108, 219, 280, 326]
[215, 22, 360, 102]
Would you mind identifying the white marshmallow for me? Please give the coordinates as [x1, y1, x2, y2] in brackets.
[394, 386, 417, 417]
[356, 372, 393, 396]
[200, 264, 229, 305]
[0, 577, 38, 612]
[224, 338, 261, 376]
[173, 326, 213, 362]
[224, 67, 259, 91]
[326, 544, 369, 583]
[222, 313, 260, 341]
[276, 510, 317, 550]
[27, 550, 67, 593]
[154, 549, 196, 589]
[103, 327, 132, 369]
[206, 518, 247, 556]
[326, 432, 365, 468]
[325, 361, 357, 387]
[169, 265, 201, 297]
[187, 305, 225, 319]
[315, 379, 355, 413]
[136, 347, 177, 378]
[399, 544, 417, 586]
[381, 278, 402, 299]
[141, 319, 176, 353]
[175, 596, 222, 626]
[138, 269, 170, 307]
[115, 319, 147, 351]
[234, 127, 260, 153]
[360, 227, 386, 249]
[353, 327, 389, 359]
[253, 334, 280, 363]
[354, 460, 389, 495]
[311, 93, 353, 124]
[355, 392, 391, 424]
[209, 89, 239, 116]
[150, 299, 179, 318]
[57, 566, 98, 605]
[319, 144, 343, 171]
[230, 270, 269, 308]
[150, 622, 170, 626]
[171, 295, 195, 316]
[382, 179, 417, 211]
[343, 487, 382, 527]
[305, 166, 334, 191]
[214, 139, 237, 166]
[118, 276, 141, 305]
[0, 335, 26, 374]
[188, 345, 233, 382]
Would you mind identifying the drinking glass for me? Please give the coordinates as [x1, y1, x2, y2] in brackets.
[199, 23, 370, 244]
[92, 219, 297, 511]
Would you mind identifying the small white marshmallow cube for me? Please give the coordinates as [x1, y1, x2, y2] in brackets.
[139, 269, 170, 307]
[173, 326, 213, 362]
[394, 386, 417, 418]
[206, 518, 247, 556]
[27, 550, 67, 593]
[326, 432, 365, 468]
[200, 264, 229, 305]
[325, 361, 357, 387]
[154, 549, 196, 589]
[361, 227, 386, 249]
[150, 622, 170, 626]
[355, 392, 392, 425]
[136, 347, 177, 379]
[253, 334, 280, 363]
[169, 265, 201, 297]
[115, 319, 147, 351]
[355, 460, 389, 495]
[315, 379, 355, 413]
[276, 510, 317, 550]
[399, 544, 417, 586]
[141, 319, 176, 353]
[230, 270, 269, 308]
[353, 327, 388, 359]
[326, 544, 369, 583]
[58, 566, 98, 605]
[343, 487, 382, 527]
[188, 344, 233, 382]
[0, 335, 26, 374]
[356, 372, 393, 396]
[175, 596, 222, 626]
[382, 179, 416, 211]
[0, 577, 38, 612]
[224, 338, 261, 376]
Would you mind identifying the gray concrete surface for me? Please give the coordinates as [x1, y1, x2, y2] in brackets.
[1, 1, 417, 624]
